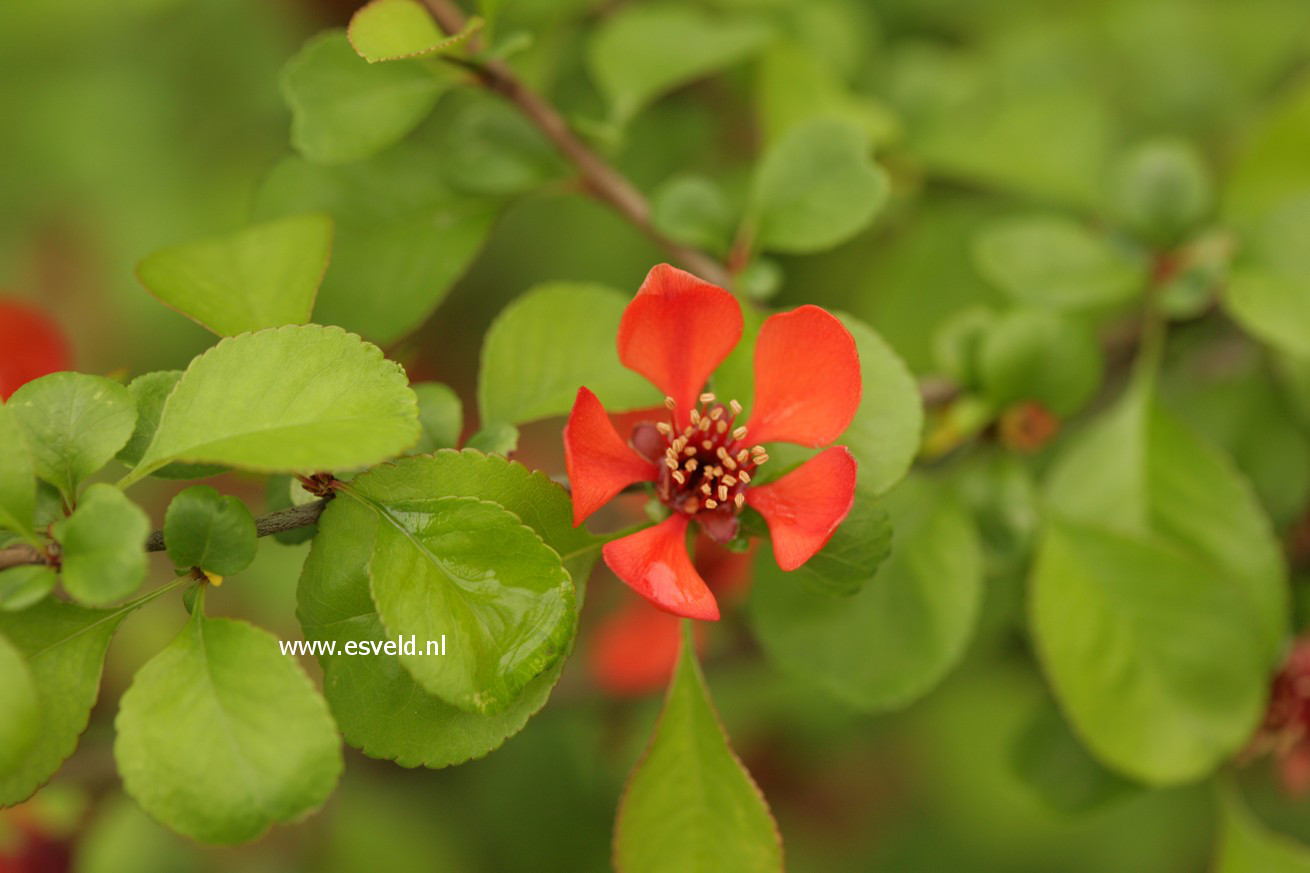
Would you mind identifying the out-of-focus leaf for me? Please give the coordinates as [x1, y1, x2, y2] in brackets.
[0, 631, 38, 778]
[437, 92, 564, 197]
[1224, 75, 1310, 223]
[348, 0, 481, 63]
[411, 382, 463, 453]
[1108, 140, 1212, 245]
[0, 566, 57, 612]
[1225, 197, 1310, 359]
[755, 41, 899, 147]
[978, 308, 1102, 416]
[0, 401, 36, 539]
[1010, 696, 1138, 817]
[53, 484, 149, 606]
[651, 175, 735, 255]
[1215, 785, 1310, 872]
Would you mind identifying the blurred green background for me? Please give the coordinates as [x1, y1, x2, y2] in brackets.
[3, 0, 1310, 870]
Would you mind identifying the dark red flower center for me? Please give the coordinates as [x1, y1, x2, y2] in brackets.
[631, 393, 769, 542]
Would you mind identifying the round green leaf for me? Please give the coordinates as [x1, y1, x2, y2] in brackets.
[348, 0, 482, 63]
[411, 382, 463, 454]
[123, 325, 419, 484]
[615, 625, 782, 873]
[163, 485, 257, 576]
[1227, 272, 1310, 359]
[1030, 519, 1266, 785]
[478, 282, 662, 427]
[1108, 140, 1212, 245]
[54, 484, 150, 607]
[752, 117, 889, 254]
[0, 401, 36, 539]
[0, 600, 129, 805]
[651, 175, 735, 254]
[114, 606, 343, 844]
[136, 213, 332, 337]
[437, 92, 565, 197]
[792, 483, 891, 596]
[116, 371, 226, 481]
[8, 373, 136, 500]
[0, 566, 58, 612]
[978, 308, 1103, 416]
[749, 477, 982, 711]
[0, 631, 39, 778]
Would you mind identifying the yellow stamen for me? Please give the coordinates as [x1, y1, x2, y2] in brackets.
[700, 392, 716, 405]
[685, 459, 699, 472]
[729, 399, 742, 415]
[701, 483, 712, 496]
[723, 456, 737, 471]
[671, 470, 686, 485]
[710, 407, 724, 421]
[734, 494, 745, 509]
[722, 475, 736, 487]
[702, 440, 713, 450]
[664, 396, 676, 410]
[656, 422, 672, 435]
[699, 417, 712, 432]
[718, 485, 728, 501]
[733, 426, 748, 440]
[705, 498, 718, 509]
[665, 457, 678, 470]
[716, 420, 728, 434]
[738, 471, 751, 484]
[690, 408, 700, 425]
[737, 449, 750, 463]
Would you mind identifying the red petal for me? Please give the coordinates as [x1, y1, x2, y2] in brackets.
[590, 598, 684, 696]
[745, 305, 861, 446]
[617, 264, 742, 426]
[0, 299, 72, 400]
[564, 386, 658, 525]
[603, 514, 720, 620]
[747, 446, 857, 571]
[694, 535, 755, 605]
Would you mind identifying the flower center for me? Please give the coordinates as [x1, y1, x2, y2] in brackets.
[642, 392, 768, 518]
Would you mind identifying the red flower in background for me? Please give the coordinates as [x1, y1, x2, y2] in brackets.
[565, 264, 861, 621]
[1249, 638, 1310, 794]
[0, 299, 71, 399]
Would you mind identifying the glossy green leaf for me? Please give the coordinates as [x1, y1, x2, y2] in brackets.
[53, 484, 149, 606]
[163, 485, 257, 576]
[282, 30, 448, 165]
[614, 624, 782, 873]
[0, 402, 36, 539]
[749, 476, 982, 711]
[361, 493, 573, 714]
[255, 147, 496, 344]
[0, 566, 58, 612]
[478, 282, 661, 427]
[115, 603, 342, 844]
[298, 451, 598, 766]
[116, 371, 226, 481]
[752, 117, 888, 254]
[973, 215, 1146, 309]
[0, 600, 128, 805]
[793, 483, 891, 596]
[0, 631, 39, 778]
[588, 4, 770, 124]
[135, 214, 332, 337]
[1030, 519, 1266, 785]
[123, 325, 418, 484]
[348, 0, 481, 63]
[8, 373, 136, 500]
[411, 382, 463, 453]
[978, 308, 1102, 416]
[1216, 786, 1310, 872]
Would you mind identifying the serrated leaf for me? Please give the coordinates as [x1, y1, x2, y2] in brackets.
[972, 215, 1146, 310]
[1216, 785, 1310, 872]
[0, 401, 36, 539]
[282, 30, 449, 165]
[8, 373, 136, 501]
[122, 325, 418, 484]
[349, 0, 482, 63]
[360, 493, 573, 714]
[53, 484, 149, 606]
[793, 483, 891, 596]
[0, 566, 57, 612]
[297, 450, 598, 766]
[749, 476, 981, 711]
[615, 624, 782, 873]
[163, 485, 257, 576]
[478, 282, 661, 427]
[1030, 519, 1266, 785]
[135, 214, 332, 337]
[116, 371, 226, 481]
[411, 382, 463, 453]
[0, 631, 38, 778]
[0, 600, 128, 806]
[254, 147, 496, 345]
[114, 603, 342, 844]
[588, 4, 770, 124]
[752, 118, 888, 254]
[978, 308, 1102, 416]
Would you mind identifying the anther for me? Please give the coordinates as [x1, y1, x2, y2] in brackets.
[709, 407, 723, 421]
[701, 483, 712, 495]
[690, 408, 700, 425]
[699, 418, 711, 432]
[738, 471, 750, 484]
[664, 396, 676, 410]
[700, 392, 715, 404]
[705, 499, 718, 509]
[723, 456, 737, 471]
[734, 494, 745, 509]
[686, 459, 698, 472]
[665, 458, 678, 470]
[671, 471, 686, 485]
[730, 399, 742, 415]
[665, 446, 676, 459]
[751, 445, 766, 456]
[656, 422, 672, 435]
[716, 420, 728, 434]
[733, 426, 748, 440]
[718, 485, 728, 501]
[685, 446, 697, 456]
[755, 453, 769, 464]
[702, 440, 713, 450]
[737, 449, 750, 463]
[722, 475, 736, 487]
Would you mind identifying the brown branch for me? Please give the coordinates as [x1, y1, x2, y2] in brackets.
[420, 0, 731, 287]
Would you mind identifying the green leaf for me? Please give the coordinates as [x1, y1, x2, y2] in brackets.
[114, 603, 342, 844]
[478, 282, 661, 427]
[651, 175, 735, 255]
[1108, 140, 1212, 245]
[752, 117, 888, 254]
[614, 624, 782, 873]
[8, 373, 136, 500]
[135, 214, 332, 337]
[1225, 197, 1310, 359]
[972, 215, 1146, 310]
[1030, 518, 1266, 785]
[749, 476, 982, 711]
[123, 325, 418, 484]
[348, 0, 481, 63]
[281, 30, 448, 165]
[754, 41, 899, 148]
[0, 631, 39, 778]
[298, 451, 598, 766]
[0, 401, 36, 539]
[588, 4, 770, 124]
[1010, 697, 1137, 817]
[0, 599, 128, 805]
[792, 483, 891, 596]
[255, 147, 496, 345]
[359, 492, 573, 714]
[53, 484, 149, 607]
[978, 308, 1103, 416]
[411, 382, 463, 453]
[1216, 785, 1310, 872]
[265, 476, 318, 546]
[437, 92, 565, 197]
[163, 485, 257, 576]
[116, 371, 226, 481]
[0, 566, 57, 612]
[1224, 75, 1310, 223]
[465, 423, 519, 455]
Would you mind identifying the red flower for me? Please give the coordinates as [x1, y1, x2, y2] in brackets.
[564, 264, 861, 620]
[0, 299, 71, 400]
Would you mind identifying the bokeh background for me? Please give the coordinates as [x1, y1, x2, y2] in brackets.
[3, 0, 1310, 870]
